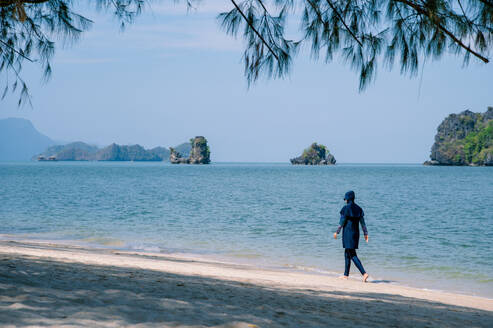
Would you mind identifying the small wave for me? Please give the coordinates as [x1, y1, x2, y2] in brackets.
[81, 237, 126, 247]
[224, 251, 263, 259]
[125, 243, 162, 253]
[282, 264, 340, 276]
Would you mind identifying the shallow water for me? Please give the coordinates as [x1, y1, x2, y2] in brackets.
[0, 162, 492, 296]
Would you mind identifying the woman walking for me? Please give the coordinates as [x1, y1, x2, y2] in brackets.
[333, 190, 369, 282]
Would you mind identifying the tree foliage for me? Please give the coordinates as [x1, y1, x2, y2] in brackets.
[1, 0, 492, 105]
[0, 0, 144, 105]
[219, 0, 492, 89]
[463, 120, 492, 164]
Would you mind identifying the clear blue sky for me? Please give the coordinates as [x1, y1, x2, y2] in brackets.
[1, 1, 492, 163]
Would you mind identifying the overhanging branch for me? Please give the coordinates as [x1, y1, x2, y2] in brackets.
[325, 0, 363, 47]
[230, 0, 280, 61]
[0, 39, 34, 62]
[394, 0, 490, 63]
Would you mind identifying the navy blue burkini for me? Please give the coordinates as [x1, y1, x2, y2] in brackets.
[337, 191, 368, 276]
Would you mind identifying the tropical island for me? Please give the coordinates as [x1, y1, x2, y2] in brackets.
[424, 107, 492, 166]
[170, 136, 210, 164]
[290, 143, 336, 165]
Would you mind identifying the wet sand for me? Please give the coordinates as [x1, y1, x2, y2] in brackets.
[0, 240, 492, 327]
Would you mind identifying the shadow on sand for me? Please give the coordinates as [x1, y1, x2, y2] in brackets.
[0, 254, 491, 327]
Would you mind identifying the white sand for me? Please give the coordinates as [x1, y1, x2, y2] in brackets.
[0, 240, 491, 327]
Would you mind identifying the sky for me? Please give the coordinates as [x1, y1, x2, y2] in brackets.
[1, 1, 492, 163]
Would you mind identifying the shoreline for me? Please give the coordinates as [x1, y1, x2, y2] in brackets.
[0, 239, 492, 327]
[2, 234, 491, 299]
[1, 235, 491, 299]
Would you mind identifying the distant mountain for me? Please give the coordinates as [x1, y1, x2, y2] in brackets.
[149, 146, 170, 160]
[35, 142, 99, 161]
[0, 118, 56, 161]
[35, 141, 192, 162]
[1, 117, 199, 162]
[96, 144, 162, 161]
[173, 142, 192, 157]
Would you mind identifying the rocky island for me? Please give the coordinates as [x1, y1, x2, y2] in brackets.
[290, 143, 336, 165]
[170, 136, 210, 164]
[424, 107, 492, 166]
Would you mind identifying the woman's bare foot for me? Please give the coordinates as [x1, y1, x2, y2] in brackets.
[362, 273, 369, 282]
[339, 275, 348, 280]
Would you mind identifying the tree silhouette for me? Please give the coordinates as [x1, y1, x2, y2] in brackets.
[1, 0, 492, 105]
[0, 0, 144, 105]
[219, 0, 492, 89]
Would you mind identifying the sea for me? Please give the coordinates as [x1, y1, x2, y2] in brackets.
[0, 162, 492, 297]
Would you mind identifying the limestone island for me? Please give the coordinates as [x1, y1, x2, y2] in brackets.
[170, 136, 210, 164]
[424, 107, 492, 166]
[290, 143, 336, 165]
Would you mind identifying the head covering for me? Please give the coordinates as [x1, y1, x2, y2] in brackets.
[341, 190, 363, 218]
[344, 190, 355, 201]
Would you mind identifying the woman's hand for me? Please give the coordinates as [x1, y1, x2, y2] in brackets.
[333, 233, 338, 239]
[364, 235, 369, 243]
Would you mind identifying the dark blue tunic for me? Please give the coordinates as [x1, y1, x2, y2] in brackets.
[339, 201, 366, 249]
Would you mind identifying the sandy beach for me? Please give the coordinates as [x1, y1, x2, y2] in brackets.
[0, 240, 492, 327]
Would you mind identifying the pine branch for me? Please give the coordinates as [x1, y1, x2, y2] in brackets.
[230, 0, 280, 61]
[0, 40, 34, 62]
[394, 0, 490, 63]
[324, 0, 363, 47]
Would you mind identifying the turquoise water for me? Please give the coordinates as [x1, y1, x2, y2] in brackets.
[0, 162, 492, 296]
